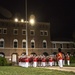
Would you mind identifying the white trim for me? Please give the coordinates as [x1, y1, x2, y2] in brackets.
[22, 29, 26, 35]
[22, 39, 26, 48]
[0, 47, 67, 50]
[44, 30, 48, 36]
[43, 40, 47, 48]
[40, 30, 44, 36]
[51, 41, 74, 43]
[13, 29, 18, 35]
[13, 39, 18, 48]
[3, 28, 7, 34]
[30, 30, 35, 36]
[31, 39, 35, 48]
[0, 38, 4, 48]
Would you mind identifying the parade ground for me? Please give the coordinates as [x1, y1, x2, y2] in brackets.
[0, 66, 75, 75]
[43, 66, 75, 73]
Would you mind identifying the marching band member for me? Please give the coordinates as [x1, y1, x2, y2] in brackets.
[54, 55, 57, 66]
[41, 55, 46, 67]
[33, 55, 38, 67]
[66, 53, 70, 65]
[20, 54, 26, 67]
[62, 54, 65, 65]
[29, 55, 33, 67]
[18, 57, 22, 66]
[25, 56, 29, 67]
[57, 48, 63, 68]
[49, 56, 53, 66]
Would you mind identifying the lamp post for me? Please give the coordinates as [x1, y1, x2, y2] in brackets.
[25, 0, 28, 55]
[14, 0, 35, 55]
[25, 0, 35, 55]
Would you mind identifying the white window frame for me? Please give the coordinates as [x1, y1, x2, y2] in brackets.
[22, 29, 26, 35]
[66, 43, 69, 48]
[22, 39, 26, 48]
[53, 43, 56, 48]
[44, 30, 48, 36]
[0, 38, 4, 48]
[30, 30, 35, 36]
[60, 43, 63, 48]
[13, 39, 18, 48]
[13, 29, 18, 35]
[31, 40, 35, 48]
[40, 30, 44, 36]
[3, 28, 7, 34]
[43, 40, 47, 48]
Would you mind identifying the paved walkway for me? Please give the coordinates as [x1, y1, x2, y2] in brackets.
[41, 67, 75, 73]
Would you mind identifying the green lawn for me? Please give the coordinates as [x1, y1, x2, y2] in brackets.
[0, 66, 75, 75]
[64, 63, 75, 67]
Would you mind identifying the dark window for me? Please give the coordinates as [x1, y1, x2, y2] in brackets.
[30, 30, 35, 36]
[14, 29, 18, 35]
[31, 42, 34, 48]
[22, 30, 26, 35]
[0, 41, 4, 47]
[67, 44, 69, 48]
[40, 31, 44, 36]
[14, 42, 17, 48]
[0, 29, 2, 34]
[44, 31, 48, 36]
[43, 42, 46, 48]
[53, 44, 55, 48]
[3, 28, 7, 34]
[23, 42, 26, 48]
[60, 44, 62, 48]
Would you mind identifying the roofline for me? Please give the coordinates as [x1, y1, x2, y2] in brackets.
[0, 19, 50, 25]
[51, 41, 74, 43]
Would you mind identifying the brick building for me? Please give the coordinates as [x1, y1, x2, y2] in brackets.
[0, 19, 75, 63]
[0, 19, 51, 63]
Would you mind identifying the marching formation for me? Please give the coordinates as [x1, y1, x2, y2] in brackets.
[18, 49, 70, 68]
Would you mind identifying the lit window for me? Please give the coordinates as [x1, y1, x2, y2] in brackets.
[22, 29, 26, 35]
[13, 39, 18, 48]
[30, 30, 35, 36]
[43, 40, 47, 48]
[31, 40, 35, 48]
[0, 38, 4, 48]
[3, 28, 7, 34]
[13, 29, 18, 35]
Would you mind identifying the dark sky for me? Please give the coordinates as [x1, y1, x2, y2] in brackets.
[0, 0, 75, 41]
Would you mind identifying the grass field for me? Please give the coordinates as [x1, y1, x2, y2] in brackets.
[0, 66, 75, 75]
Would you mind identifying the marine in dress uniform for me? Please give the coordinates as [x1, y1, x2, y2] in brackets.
[57, 48, 63, 68]
[66, 53, 70, 65]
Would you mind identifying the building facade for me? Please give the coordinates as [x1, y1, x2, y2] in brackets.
[0, 19, 51, 63]
[51, 41, 75, 55]
[0, 19, 75, 63]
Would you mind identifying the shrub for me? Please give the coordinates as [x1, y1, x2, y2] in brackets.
[0, 56, 7, 66]
[70, 56, 75, 63]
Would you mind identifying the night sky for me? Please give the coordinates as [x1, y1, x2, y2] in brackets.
[0, 0, 75, 41]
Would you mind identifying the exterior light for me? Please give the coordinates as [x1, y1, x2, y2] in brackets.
[29, 18, 35, 26]
[29, 15, 35, 26]
[21, 19, 24, 22]
[14, 18, 18, 22]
